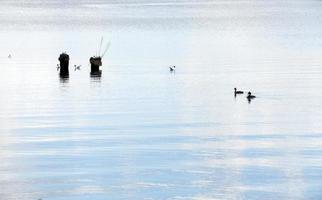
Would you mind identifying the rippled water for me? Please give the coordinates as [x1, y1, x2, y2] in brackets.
[1, 0, 322, 199]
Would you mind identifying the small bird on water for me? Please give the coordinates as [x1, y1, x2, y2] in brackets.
[74, 65, 81, 71]
[234, 88, 244, 95]
[247, 92, 256, 99]
[169, 66, 176, 72]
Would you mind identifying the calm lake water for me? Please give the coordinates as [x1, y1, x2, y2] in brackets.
[1, 0, 322, 199]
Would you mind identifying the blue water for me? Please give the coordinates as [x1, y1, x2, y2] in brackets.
[1, 0, 322, 199]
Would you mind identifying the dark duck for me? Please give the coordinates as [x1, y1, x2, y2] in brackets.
[234, 88, 244, 95]
[247, 92, 256, 99]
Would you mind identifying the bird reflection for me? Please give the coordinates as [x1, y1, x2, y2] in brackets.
[247, 97, 252, 104]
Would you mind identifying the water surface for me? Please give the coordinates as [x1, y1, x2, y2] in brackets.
[1, 0, 322, 199]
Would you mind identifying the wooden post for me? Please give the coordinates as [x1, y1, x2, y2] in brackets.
[58, 53, 70, 77]
[90, 56, 102, 76]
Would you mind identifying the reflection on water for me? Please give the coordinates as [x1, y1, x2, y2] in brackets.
[90, 75, 102, 81]
[1, 0, 322, 200]
[59, 77, 69, 84]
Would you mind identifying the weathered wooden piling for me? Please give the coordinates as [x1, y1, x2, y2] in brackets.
[90, 56, 102, 76]
[58, 53, 70, 77]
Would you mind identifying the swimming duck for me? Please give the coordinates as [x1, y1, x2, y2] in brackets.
[234, 88, 244, 95]
[247, 92, 256, 99]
